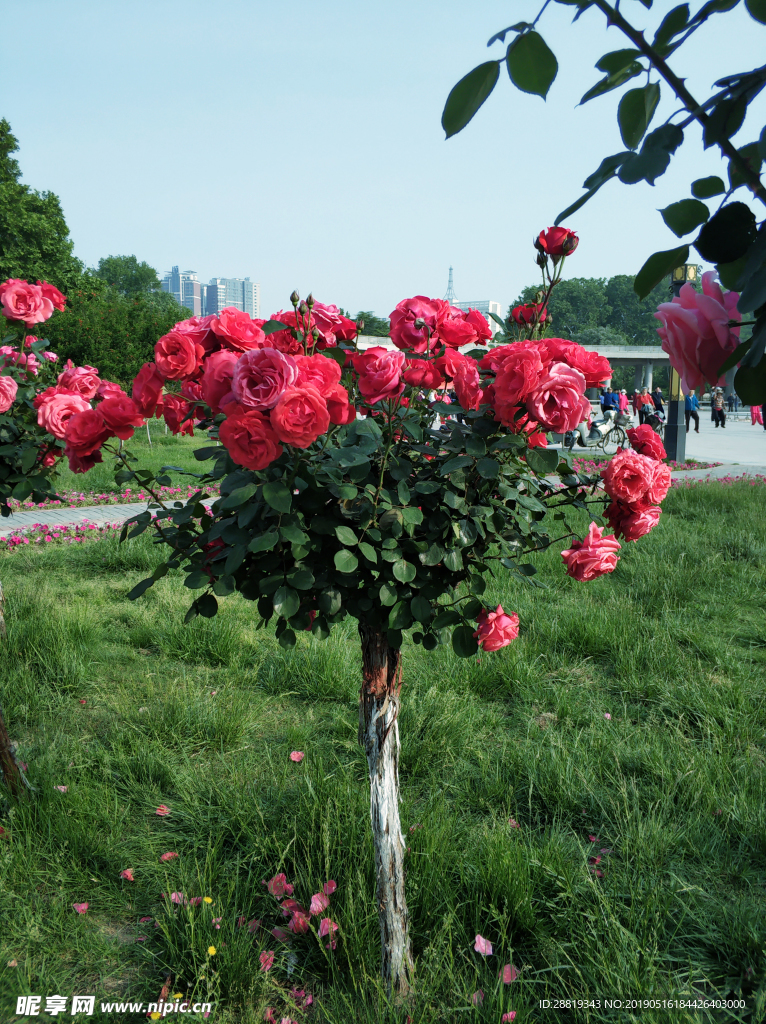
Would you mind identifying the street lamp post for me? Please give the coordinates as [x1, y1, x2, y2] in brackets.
[664, 264, 698, 462]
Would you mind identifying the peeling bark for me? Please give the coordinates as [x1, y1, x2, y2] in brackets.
[0, 579, 23, 796]
[358, 623, 413, 996]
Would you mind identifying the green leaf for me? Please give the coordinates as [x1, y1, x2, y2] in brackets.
[278, 629, 296, 649]
[634, 245, 690, 299]
[334, 549, 359, 574]
[618, 124, 684, 185]
[420, 543, 444, 566]
[759, 124, 766, 161]
[379, 582, 399, 606]
[401, 506, 424, 526]
[410, 595, 433, 624]
[262, 481, 292, 514]
[311, 615, 331, 640]
[695, 202, 757, 264]
[441, 455, 473, 474]
[432, 609, 461, 630]
[717, 256, 749, 291]
[218, 482, 257, 510]
[397, 480, 411, 505]
[476, 457, 499, 479]
[734, 360, 766, 404]
[452, 625, 479, 659]
[128, 577, 155, 601]
[335, 525, 358, 546]
[442, 61, 501, 138]
[580, 63, 642, 105]
[653, 4, 689, 45]
[197, 593, 218, 619]
[526, 447, 559, 475]
[261, 319, 290, 335]
[703, 95, 747, 148]
[469, 574, 486, 595]
[287, 568, 314, 590]
[746, 0, 766, 21]
[660, 198, 710, 237]
[717, 338, 753, 375]
[443, 548, 463, 572]
[618, 84, 661, 150]
[691, 175, 726, 199]
[506, 31, 558, 99]
[596, 49, 641, 74]
[583, 152, 632, 190]
[184, 569, 211, 590]
[318, 587, 342, 615]
[273, 586, 300, 619]
[728, 142, 763, 191]
[388, 601, 413, 631]
[392, 559, 416, 583]
[358, 541, 378, 563]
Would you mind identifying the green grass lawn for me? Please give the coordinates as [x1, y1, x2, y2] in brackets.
[0, 483, 764, 1023]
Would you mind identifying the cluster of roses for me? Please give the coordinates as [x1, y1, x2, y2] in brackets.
[508, 225, 579, 329]
[0, 278, 68, 417]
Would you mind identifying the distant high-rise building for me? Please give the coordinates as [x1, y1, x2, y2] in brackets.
[162, 267, 260, 318]
[454, 300, 503, 327]
[161, 266, 203, 316]
[207, 277, 260, 318]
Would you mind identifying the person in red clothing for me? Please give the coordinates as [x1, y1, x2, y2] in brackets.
[634, 387, 654, 424]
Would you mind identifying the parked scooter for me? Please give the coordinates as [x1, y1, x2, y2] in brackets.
[564, 408, 632, 454]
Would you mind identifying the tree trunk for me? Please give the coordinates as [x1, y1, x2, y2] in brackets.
[358, 624, 413, 996]
[0, 580, 23, 796]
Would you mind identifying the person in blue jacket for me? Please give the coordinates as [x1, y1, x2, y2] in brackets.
[684, 391, 700, 433]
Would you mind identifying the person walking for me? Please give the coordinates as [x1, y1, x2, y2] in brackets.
[636, 387, 654, 424]
[751, 403, 764, 426]
[712, 388, 726, 428]
[600, 386, 619, 416]
[652, 386, 664, 415]
[684, 391, 700, 433]
[727, 393, 735, 413]
[618, 389, 630, 414]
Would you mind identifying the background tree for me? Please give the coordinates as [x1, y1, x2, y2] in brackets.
[0, 120, 84, 292]
[95, 254, 161, 297]
[354, 310, 391, 337]
[604, 275, 682, 345]
[43, 279, 188, 386]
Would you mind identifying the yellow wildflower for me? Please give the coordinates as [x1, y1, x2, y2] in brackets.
[203, 896, 213, 904]
[207, 945, 216, 956]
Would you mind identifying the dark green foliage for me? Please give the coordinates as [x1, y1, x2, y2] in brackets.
[354, 311, 390, 337]
[95, 255, 162, 297]
[0, 120, 84, 292]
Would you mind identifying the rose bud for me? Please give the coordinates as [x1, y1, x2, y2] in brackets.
[306, 293, 315, 307]
[290, 290, 300, 306]
[299, 301, 309, 316]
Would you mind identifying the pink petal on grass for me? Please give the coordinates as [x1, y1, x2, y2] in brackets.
[73, 902, 89, 914]
[271, 927, 292, 942]
[509, 818, 520, 828]
[119, 869, 135, 882]
[502, 1014, 517, 1022]
[588, 835, 597, 842]
[318, 918, 338, 938]
[289, 751, 305, 762]
[236, 916, 246, 927]
[139, 917, 152, 923]
[159, 852, 179, 862]
[259, 950, 275, 972]
[79, 699, 87, 705]
[189, 897, 203, 906]
[288, 911, 310, 934]
[213, 917, 222, 929]
[267, 873, 294, 897]
[55, 785, 68, 793]
[471, 990, 485, 1006]
[500, 963, 519, 983]
[323, 880, 337, 896]
[604, 713, 611, 720]
[248, 918, 261, 933]
[310, 892, 329, 915]
[170, 891, 185, 904]
[155, 804, 171, 817]
[474, 933, 493, 956]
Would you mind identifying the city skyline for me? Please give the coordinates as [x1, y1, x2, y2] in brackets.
[161, 267, 260, 318]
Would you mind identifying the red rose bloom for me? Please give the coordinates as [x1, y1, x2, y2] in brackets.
[174, 313, 218, 353]
[294, 353, 342, 397]
[159, 394, 193, 436]
[492, 346, 544, 407]
[210, 307, 266, 351]
[438, 308, 479, 350]
[0, 374, 18, 413]
[36, 280, 67, 311]
[96, 380, 126, 400]
[511, 303, 547, 326]
[403, 359, 444, 390]
[0, 279, 53, 324]
[99, 395, 145, 440]
[232, 347, 298, 410]
[453, 360, 483, 411]
[388, 296, 449, 354]
[537, 338, 611, 387]
[560, 522, 621, 581]
[270, 385, 330, 448]
[219, 406, 283, 471]
[132, 362, 165, 419]
[526, 362, 591, 433]
[464, 308, 492, 344]
[604, 501, 661, 542]
[352, 347, 405, 405]
[56, 363, 101, 400]
[154, 330, 205, 380]
[601, 449, 657, 506]
[536, 226, 579, 258]
[473, 605, 520, 651]
[64, 408, 112, 461]
[200, 350, 239, 413]
[326, 383, 356, 425]
[37, 391, 91, 439]
[627, 424, 666, 462]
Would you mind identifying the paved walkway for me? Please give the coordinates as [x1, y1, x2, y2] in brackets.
[2, 457, 764, 539]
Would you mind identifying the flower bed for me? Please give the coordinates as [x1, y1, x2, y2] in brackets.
[7, 482, 220, 512]
[0, 520, 123, 551]
[573, 457, 722, 474]
[671, 473, 766, 488]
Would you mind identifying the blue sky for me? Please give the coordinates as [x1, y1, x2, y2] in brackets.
[2, 1, 764, 318]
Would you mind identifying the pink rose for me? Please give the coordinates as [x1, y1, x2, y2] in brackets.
[352, 347, 405, 405]
[389, 296, 450, 353]
[538, 338, 612, 387]
[294, 353, 342, 397]
[219, 406, 283, 470]
[492, 346, 545, 407]
[265, 312, 306, 356]
[464, 307, 492, 343]
[434, 348, 469, 379]
[37, 392, 91, 439]
[560, 522, 621, 581]
[326, 383, 356, 425]
[403, 359, 444, 390]
[308, 301, 349, 346]
[626, 424, 666, 461]
[232, 347, 298, 410]
[96, 380, 126, 401]
[210, 307, 266, 351]
[453, 360, 483, 411]
[536, 226, 579, 258]
[97, 395, 145, 441]
[647, 460, 671, 504]
[57, 364, 101, 400]
[37, 281, 67, 311]
[132, 363, 165, 419]
[64, 409, 112, 473]
[604, 501, 661, 542]
[526, 362, 591, 433]
[601, 449, 658, 505]
[0, 279, 53, 324]
[0, 374, 18, 413]
[201, 350, 239, 413]
[162, 394, 194, 436]
[154, 330, 204, 380]
[174, 313, 218, 353]
[181, 379, 204, 404]
[438, 307, 479, 349]
[2, 347, 39, 377]
[270, 386, 330, 448]
[473, 605, 520, 651]
[654, 271, 740, 392]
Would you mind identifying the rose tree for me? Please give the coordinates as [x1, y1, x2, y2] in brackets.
[78, 273, 668, 993]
